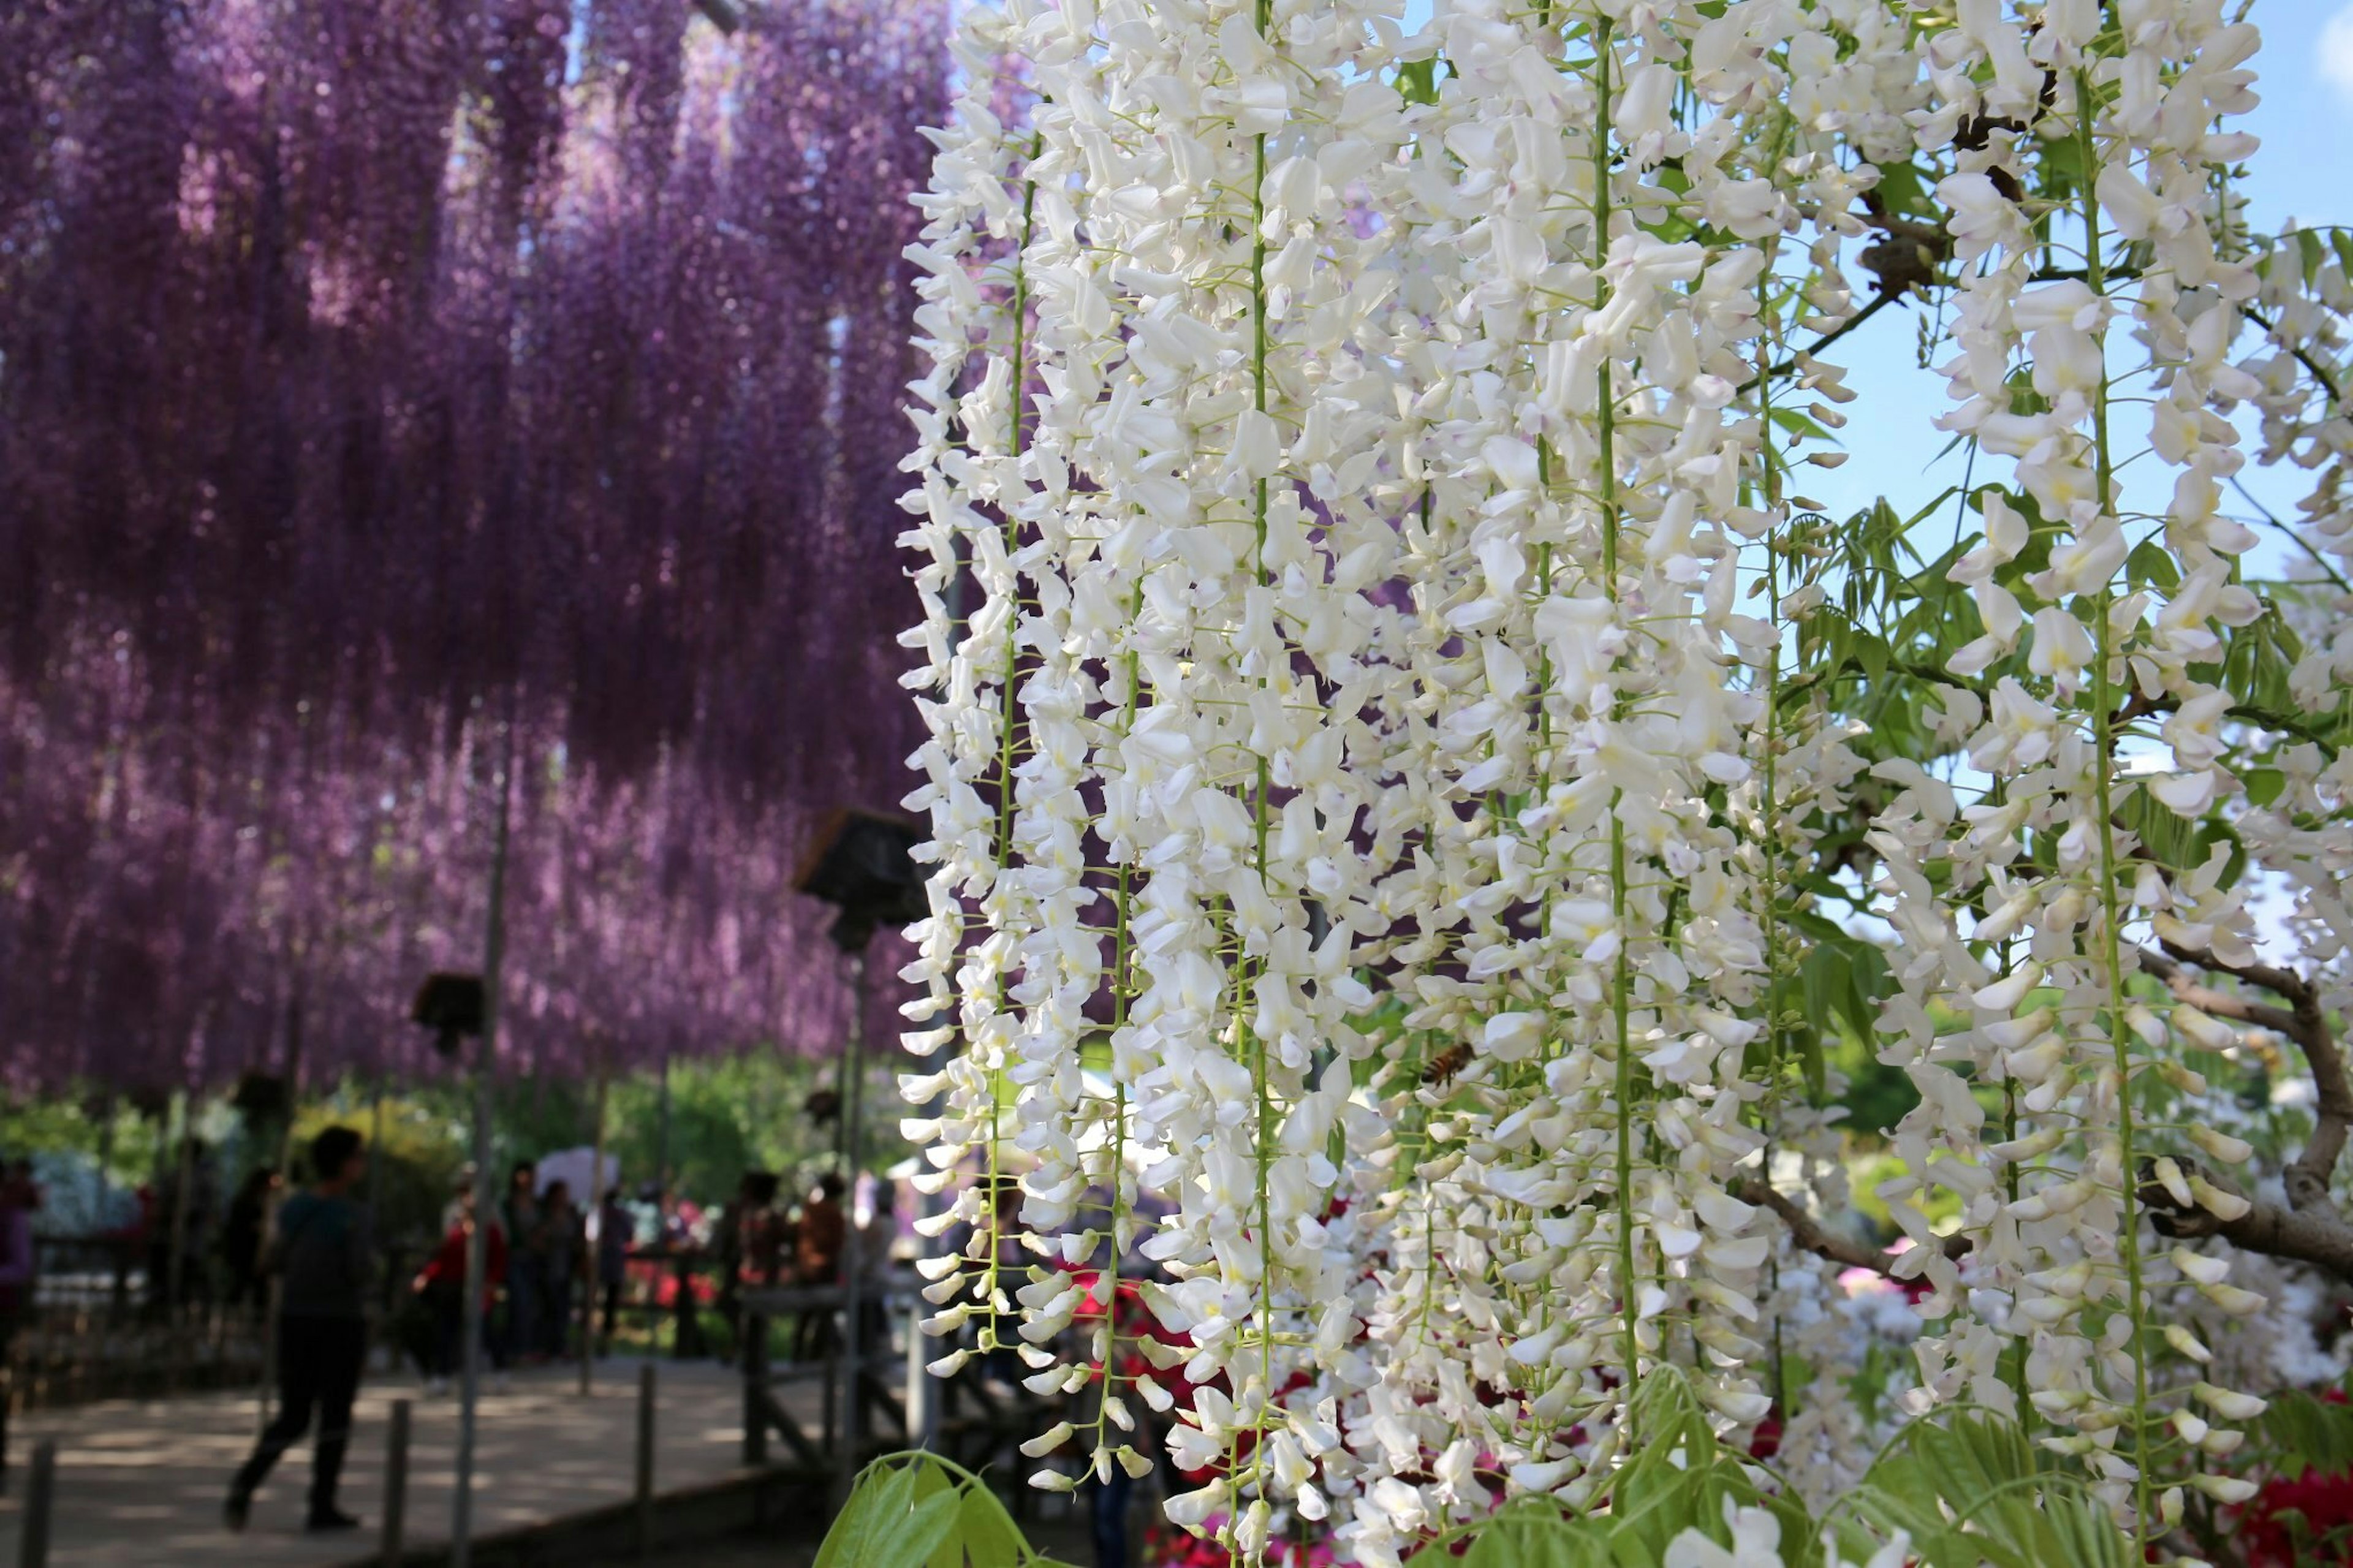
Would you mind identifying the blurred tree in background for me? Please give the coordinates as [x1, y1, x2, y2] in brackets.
[1, 1045, 904, 1246]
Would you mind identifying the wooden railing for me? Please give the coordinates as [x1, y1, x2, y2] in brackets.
[737, 1274, 1066, 1517]
[5, 1234, 265, 1411]
[740, 1281, 903, 1474]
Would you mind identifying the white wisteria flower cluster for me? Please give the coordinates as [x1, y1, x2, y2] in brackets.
[895, 0, 2353, 1562]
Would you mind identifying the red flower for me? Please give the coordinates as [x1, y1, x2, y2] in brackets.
[2239, 1469, 2353, 1567]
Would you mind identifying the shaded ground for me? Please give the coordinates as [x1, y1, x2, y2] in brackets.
[0, 1358, 762, 1567]
[642, 1512, 1099, 1566]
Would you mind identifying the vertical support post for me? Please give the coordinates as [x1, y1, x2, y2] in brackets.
[258, 988, 308, 1437]
[453, 706, 518, 1568]
[381, 1399, 411, 1566]
[1, 1365, 13, 1494]
[166, 1092, 195, 1318]
[900, 998, 951, 1453]
[741, 1312, 768, 1467]
[833, 950, 867, 1512]
[676, 1251, 708, 1360]
[635, 1361, 657, 1556]
[20, 1438, 56, 1568]
[93, 1093, 115, 1235]
[582, 1069, 607, 1396]
[256, 1215, 276, 1428]
[654, 1054, 671, 1224]
[904, 1271, 927, 1453]
[819, 1325, 836, 1455]
[368, 1082, 388, 1238]
[366, 1081, 388, 1366]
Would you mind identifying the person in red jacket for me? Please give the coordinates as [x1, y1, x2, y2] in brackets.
[413, 1184, 507, 1395]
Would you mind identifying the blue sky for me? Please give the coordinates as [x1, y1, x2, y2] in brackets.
[1376, 1, 2352, 556]
[1805, 2, 2353, 558]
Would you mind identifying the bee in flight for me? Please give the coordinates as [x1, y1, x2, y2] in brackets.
[1421, 1042, 1474, 1086]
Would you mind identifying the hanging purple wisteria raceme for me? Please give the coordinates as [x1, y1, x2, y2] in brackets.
[0, 648, 900, 1095]
[0, 0, 944, 1092]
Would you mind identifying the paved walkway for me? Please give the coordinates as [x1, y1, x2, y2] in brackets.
[2, 1359, 760, 1567]
[641, 1514, 1099, 1568]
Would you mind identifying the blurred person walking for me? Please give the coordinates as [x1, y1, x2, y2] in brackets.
[150, 1137, 216, 1311]
[714, 1172, 765, 1362]
[854, 1180, 897, 1358]
[794, 1173, 846, 1286]
[539, 1179, 583, 1358]
[414, 1181, 509, 1394]
[224, 1126, 372, 1535]
[502, 1161, 546, 1361]
[220, 1165, 278, 1316]
[596, 1187, 633, 1348]
[790, 1173, 847, 1362]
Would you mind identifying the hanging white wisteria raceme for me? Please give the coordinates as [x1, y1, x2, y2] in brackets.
[895, 0, 2353, 1562]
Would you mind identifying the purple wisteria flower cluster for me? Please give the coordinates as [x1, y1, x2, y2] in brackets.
[0, 0, 946, 1092]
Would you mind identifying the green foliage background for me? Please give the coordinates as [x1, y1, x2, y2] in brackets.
[1, 1045, 906, 1249]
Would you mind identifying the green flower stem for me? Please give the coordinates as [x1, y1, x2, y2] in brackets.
[1755, 264, 1792, 1426]
[2002, 1073, 2033, 1444]
[1587, 7, 1642, 1417]
[1757, 266, 1786, 1112]
[982, 142, 1042, 1356]
[2076, 73, 2153, 1543]
[1239, 2, 1279, 1550]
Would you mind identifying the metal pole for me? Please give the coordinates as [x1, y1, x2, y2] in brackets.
[582, 1070, 607, 1396]
[20, 1438, 55, 1568]
[162, 1103, 198, 1400]
[166, 1093, 195, 1316]
[381, 1399, 411, 1566]
[93, 1093, 114, 1231]
[833, 949, 866, 1510]
[741, 1313, 767, 1467]
[365, 1078, 388, 1387]
[904, 1256, 927, 1453]
[654, 1053, 671, 1223]
[258, 986, 308, 1437]
[635, 1361, 656, 1556]
[367, 1080, 387, 1234]
[453, 708, 518, 1568]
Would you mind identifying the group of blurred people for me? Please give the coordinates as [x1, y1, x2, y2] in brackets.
[708, 1169, 904, 1363]
[408, 1161, 607, 1391]
[398, 1161, 896, 1387]
[83, 1138, 281, 1316]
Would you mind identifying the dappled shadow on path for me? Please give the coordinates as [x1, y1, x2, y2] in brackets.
[1, 1358, 763, 1566]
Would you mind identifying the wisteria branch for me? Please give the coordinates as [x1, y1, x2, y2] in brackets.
[1736, 1177, 1969, 1279]
[2207, 1202, 2353, 1282]
[2241, 303, 2350, 415]
[2140, 942, 2349, 1216]
[1748, 937, 2353, 1289]
[1737, 292, 1901, 396]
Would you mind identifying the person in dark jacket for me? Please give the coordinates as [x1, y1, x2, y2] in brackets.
[537, 1180, 583, 1359]
[224, 1126, 372, 1534]
[596, 1188, 632, 1346]
[220, 1165, 278, 1316]
[502, 1161, 545, 1360]
[588, 1186, 626, 1346]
